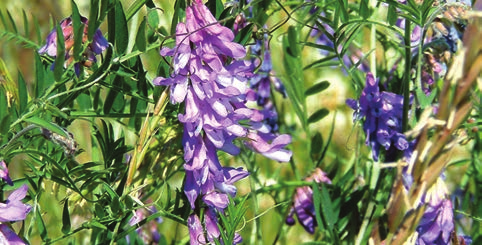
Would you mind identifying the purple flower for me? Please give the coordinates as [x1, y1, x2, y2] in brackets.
[399, 154, 469, 244]
[153, 0, 291, 243]
[0, 224, 27, 245]
[416, 199, 453, 244]
[0, 184, 31, 222]
[188, 214, 206, 244]
[0, 184, 31, 245]
[346, 73, 408, 161]
[38, 16, 108, 76]
[410, 177, 459, 245]
[286, 168, 331, 234]
[248, 32, 287, 133]
[0, 161, 13, 186]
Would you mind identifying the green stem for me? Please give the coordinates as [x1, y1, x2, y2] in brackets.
[0, 124, 38, 153]
[46, 62, 112, 102]
[370, 22, 376, 78]
[402, 17, 411, 133]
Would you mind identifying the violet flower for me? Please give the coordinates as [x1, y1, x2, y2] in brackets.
[286, 168, 331, 234]
[0, 224, 27, 245]
[153, 0, 291, 243]
[400, 148, 471, 244]
[0, 161, 13, 186]
[0, 184, 31, 245]
[248, 33, 287, 133]
[411, 177, 471, 244]
[346, 73, 409, 161]
[231, 0, 288, 134]
[0, 184, 31, 222]
[38, 16, 108, 76]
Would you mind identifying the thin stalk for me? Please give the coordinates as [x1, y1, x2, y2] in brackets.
[370, 22, 376, 78]
[402, 18, 411, 133]
[46, 62, 112, 101]
[126, 88, 169, 188]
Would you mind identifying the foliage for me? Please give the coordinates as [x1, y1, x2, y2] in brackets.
[0, 0, 480, 244]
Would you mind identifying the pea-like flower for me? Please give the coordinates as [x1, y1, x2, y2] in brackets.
[286, 168, 332, 234]
[38, 16, 108, 76]
[0, 161, 13, 186]
[153, 0, 291, 243]
[0, 184, 31, 245]
[412, 177, 471, 245]
[346, 73, 409, 161]
[248, 33, 287, 133]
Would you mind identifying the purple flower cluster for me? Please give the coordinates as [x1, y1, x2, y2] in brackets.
[346, 73, 409, 161]
[392, 0, 472, 95]
[153, 0, 291, 243]
[404, 176, 470, 245]
[232, 0, 287, 133]
[39, 16, 108, 76]
[285, 168, 331, 234]
[248, 34, 287, 133]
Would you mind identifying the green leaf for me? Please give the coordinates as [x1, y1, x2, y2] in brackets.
[34, 53, 44, 98]
[0, 114, 10, 142]
[335, 0, 349, 24]
[54, 23, 66, 82]
[77, 92, 92, 110]
[17, 70, 28, 113]
[0, 86, 10, 139]
[71, 0, 84, 61]
[62, 199, 72, 234]
[387, 4, 398, 26]
[305, 81, 330, 97]
[88, 0, 100, 40]
[23, 117, 69, 138]
[359, 0, 370, 19]
[34, 15, 42, 44]
[287, 26, 300, 57]
[136, 18, 147, 52]
[304, 42, 335, 53]
[146, 8, 160, 43]
[171, 0, 186, 34]
[126, 0, 148, 21]
[6, 10, 17, 33]
[308, 108, 329, 124]
[103, 85, 125, 113]
[86, 220, 108, 230]
[206, 0, 224, 19]
[282, 26, 307, 130]
[115, 1, 129, 54]
[304, 55, 338, 70]
[312, 182, 325, 231]
[320, 185, 336, 232]
[36, 208, 48, 241]
[22, 10, 29, 36]
[310, 132, 324, 159]
[234, 23, 253, 46]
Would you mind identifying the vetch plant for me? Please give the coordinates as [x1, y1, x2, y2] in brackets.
[0, 0, 480, 244]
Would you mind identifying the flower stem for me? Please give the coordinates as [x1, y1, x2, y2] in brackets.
[402, 17, 411, 133]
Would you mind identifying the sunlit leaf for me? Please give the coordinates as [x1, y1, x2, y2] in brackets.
[308, 108, 329, 124]
[305, 81, 330, 97]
